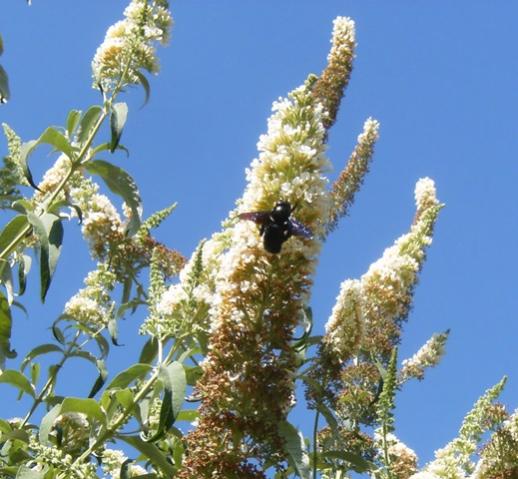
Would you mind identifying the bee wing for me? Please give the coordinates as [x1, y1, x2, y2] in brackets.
[237, 211, 270, 225]
[289, 219, 313, 239]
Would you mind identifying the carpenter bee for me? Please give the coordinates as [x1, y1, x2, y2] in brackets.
[238, 201, 312, 254]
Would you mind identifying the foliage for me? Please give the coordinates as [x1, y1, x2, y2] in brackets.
[0, 2, 515, 479]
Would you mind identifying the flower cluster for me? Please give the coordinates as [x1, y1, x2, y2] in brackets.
[399, 330, 449, 383]
[323, 178, 442, 365]
[32, 153, 125, 259]
[178, 78, 331, 478]
[27, 436, 97, 478]
[419, 377, 507, 478]
[64, 262, 116, 329]
[52, 413, 90, 456]
[327, 118, 380, 233]
[324, 278, 362, 362]
[101, 448, 148, 478]
[312, 16, 356, 130]
[0, 124, 27, 207]
[141, 239, 212, 338]
[375, 432, 418, 479]
[473, 407, 518, 478]
[92, 0, 173, 91]
[359, 178, 442, 359]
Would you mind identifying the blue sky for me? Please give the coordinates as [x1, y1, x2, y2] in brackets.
[1, 0, 517, 470]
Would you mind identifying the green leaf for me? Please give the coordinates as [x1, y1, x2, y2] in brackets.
[27, 212, 63, 302]
[19, 139, 42, 189]
[39, 404, 61, 446]
[94, 332, 110, 359]
[159, 362, 186, 421]
[0, 418, 12, 434]
[0, 293, 16, 369]
[316, 402, 338, 432]
[66, 109, 82, 138]
[149, 389, 174, 441]
[11, 199, 34, 215]
[21, 343, 62, 372]
[0, 216, 29, 255]
[146, 362, 186, 442]
[108, 315, 120, 346]
[0, 261, 14, 305]
[184, 365, 202, 386]
[135, 71, 151, 107]
[0, 370, 35, 398]
[105, 363, 152, 391]
[278, 421, 311, 479]
[176, 409, 198, 422]
[51, 320, 65, 345]
[67, 349, 98, 366]
[0, 35, 3, 56]
[0, 65, 10, 104]
[92, 141, 130, 158]
[30, 362, 40, 388]
[17, 254, 31, 296]
[88, 359, 108, 398]
[47, 198, 83, 224]
[38, 127, 76, 161]
[322, 451, 374, 473]
[85, 159, 141, 234]
[117, 435, 176, 477]
[60, 397, 106, 425]
[77, 105, 103, 145]
[139, 338, 158, 364]
[114, 388, 134, 410]
[110, 102, 128, 152]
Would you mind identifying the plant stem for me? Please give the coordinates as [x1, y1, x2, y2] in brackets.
[21, 331, 81, 427]
[59, 334, 188, 477]
[0, 108, 108, 262]
[313, 409, 320, 479]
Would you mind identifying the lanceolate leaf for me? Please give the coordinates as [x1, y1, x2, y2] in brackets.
[0, 292, 16, 368]
[88, 359, 108, 398]
[66, 109, 82, 138]
[135, 71, 151, 107]
[278, 421, 311, 479]
[38, 127, 76, 160]
[110, 102, 128, 152]
[159, 362, 186, 421]
[77, 105, 103, 145]
[20, 343, 63, 372]
[139, 338, 158, 364]
[17, 254, 31, 296]
[0, 262, 14, 305]
[85, 159, 141, 234]
[0, 65, 10, 104]
[105, 363, 152, 391]
[0, 216, 29, 258]
[117, 435, 175, 477]
[0, 370, 35, 398]
[19, 140, 39, 189]
[39, 404, 61, 446]
[91, 142, 130, 158]
[108, 315, 120, 345]
[27, 213, 64, 302]
[322, 451, 375, 473]
[60, 397, 106, 425]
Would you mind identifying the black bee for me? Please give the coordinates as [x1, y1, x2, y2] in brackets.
[238, 201, 312, 254]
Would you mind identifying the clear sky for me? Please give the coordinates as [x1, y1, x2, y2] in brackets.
[1, 0, 517, 471]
